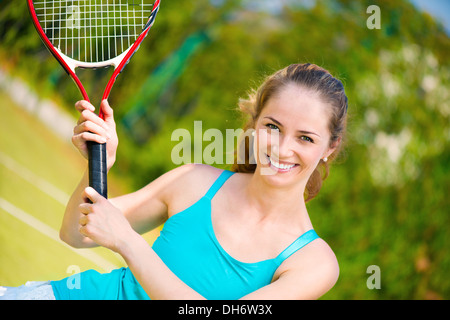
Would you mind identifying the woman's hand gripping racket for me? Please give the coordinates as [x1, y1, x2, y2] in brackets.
[27, 0, 161, 199]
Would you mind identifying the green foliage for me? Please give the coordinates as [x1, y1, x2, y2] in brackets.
[1, 0, 448, 299]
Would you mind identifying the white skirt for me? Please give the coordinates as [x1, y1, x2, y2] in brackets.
[0, 281, 55, 300]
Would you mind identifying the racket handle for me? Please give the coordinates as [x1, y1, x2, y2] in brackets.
[87, 141, 108, 199]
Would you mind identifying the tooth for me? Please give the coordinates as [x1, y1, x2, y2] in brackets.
[270, 156, 294, 170]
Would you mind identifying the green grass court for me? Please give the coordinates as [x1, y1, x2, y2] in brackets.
[0, 88, 158, 286]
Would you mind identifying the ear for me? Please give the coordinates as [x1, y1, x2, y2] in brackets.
[324, 137, 341, 159]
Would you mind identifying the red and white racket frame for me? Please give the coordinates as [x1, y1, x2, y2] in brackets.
[27, 0, 161, 199]
[27, 0, 161, 119]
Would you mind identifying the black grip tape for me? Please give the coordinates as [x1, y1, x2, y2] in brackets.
[87, 141, 108, 199]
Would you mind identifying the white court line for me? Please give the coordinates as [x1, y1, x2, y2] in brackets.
[0, 152, 119, 272]
[0, 197, 118, 273]
[0, 151, 70, 205]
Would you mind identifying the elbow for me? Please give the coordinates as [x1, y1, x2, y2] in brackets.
[59, 228, 85, 249]
[59, 228, 74, 247]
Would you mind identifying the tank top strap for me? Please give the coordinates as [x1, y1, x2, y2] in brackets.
[204, 170, 235, 200]
[274, 229, 320, 265]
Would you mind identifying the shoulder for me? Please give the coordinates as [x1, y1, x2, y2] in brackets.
[159, 164, 226, 214]
[162, 163, 224, 192]
[276, 237, 339, 299]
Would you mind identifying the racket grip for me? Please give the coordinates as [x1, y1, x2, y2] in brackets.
[87, 141, 108, 199]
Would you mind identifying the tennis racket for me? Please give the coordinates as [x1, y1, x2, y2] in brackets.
[27, 0, 161, 199]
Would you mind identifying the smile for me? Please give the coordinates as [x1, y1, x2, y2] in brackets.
[265, 154, 299, 172]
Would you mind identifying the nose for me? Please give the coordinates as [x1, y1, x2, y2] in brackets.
[270, 134, 294, 160]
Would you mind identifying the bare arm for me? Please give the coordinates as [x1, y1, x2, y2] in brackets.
[60, 99, 204, 248]
[241, 239, 339, 300]
[60, 99, 169, 247]
[119, 229, 205, 300]
[118, 232, 337, 300]
[59, 169, 95, 247]
[80, 189, 338, 301]
[60, 167, 169, 248]
[77, 165, 213, 299]
[60, 100, 117, 248]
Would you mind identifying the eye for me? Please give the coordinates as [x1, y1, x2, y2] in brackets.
[265, 123, 280, 131]
[300, 135, 314, 143]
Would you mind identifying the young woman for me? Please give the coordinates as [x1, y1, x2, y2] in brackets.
[1, 63, 348, 300]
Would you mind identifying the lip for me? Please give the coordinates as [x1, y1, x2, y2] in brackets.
[265, 154, 299, 172]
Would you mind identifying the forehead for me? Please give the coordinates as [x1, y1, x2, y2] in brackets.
[261, 84, 331, 133]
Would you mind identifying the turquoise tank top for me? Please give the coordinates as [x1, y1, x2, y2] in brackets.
[51, 170, 319, 300]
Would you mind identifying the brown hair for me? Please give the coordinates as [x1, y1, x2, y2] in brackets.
[231, 63, 348, 202]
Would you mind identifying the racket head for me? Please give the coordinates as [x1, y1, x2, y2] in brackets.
[27, 0, 161, 112]
[28, 0, 160, 69]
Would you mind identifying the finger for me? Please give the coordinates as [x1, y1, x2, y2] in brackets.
[81, 109, 110, 133]
[79, 215, 89, 226]
[100, 100, 115, 125]
[74, 120, 110, 139]
[79, 224, 94, 238]
[84, 186, 103, 204]
[77, 109, 109, 130]
[72, 132, 107, 145]
[75, 100, 95, 113]
[79, 225, 87, 237]
[78, 203, 92, 215]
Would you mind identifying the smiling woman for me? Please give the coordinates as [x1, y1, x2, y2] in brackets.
[232, 63, 348, 201]
[1, 63, 348, 300]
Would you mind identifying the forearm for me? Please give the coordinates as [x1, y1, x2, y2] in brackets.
[119, 232, 205, 300]
[63, 99, 118, 248]
[60, 169, 97, 248]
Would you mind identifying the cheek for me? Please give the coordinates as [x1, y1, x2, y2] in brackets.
[255, 129, 268, 149]
[303, 146, 328, 169]
[305, 150, 322, 167]
[253, 129, 279, 158]
[252, 129, 267, 164]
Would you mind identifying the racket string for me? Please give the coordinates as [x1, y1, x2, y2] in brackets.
[33, 0, 154, 63]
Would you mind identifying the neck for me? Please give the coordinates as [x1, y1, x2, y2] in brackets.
[244, 171, 309, 223]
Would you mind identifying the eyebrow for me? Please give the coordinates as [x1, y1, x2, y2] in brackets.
[263, 116, 321, 138]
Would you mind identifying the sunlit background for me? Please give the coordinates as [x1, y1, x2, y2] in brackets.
[0, 0, 448, 299]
